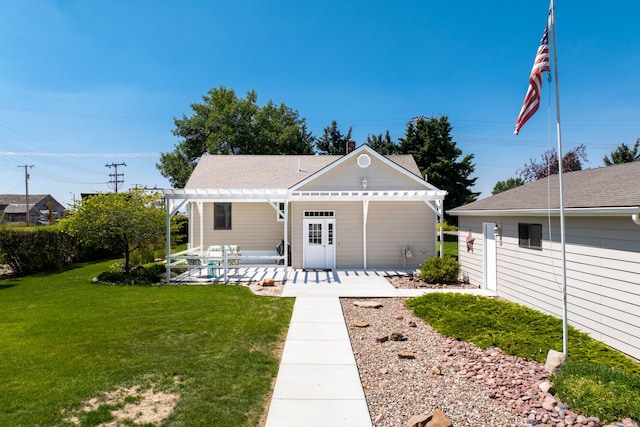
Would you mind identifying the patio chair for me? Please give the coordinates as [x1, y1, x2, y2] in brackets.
[186, 256, 202, 277]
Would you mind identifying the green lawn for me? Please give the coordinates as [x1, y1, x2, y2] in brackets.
[0, 260, 294, 426]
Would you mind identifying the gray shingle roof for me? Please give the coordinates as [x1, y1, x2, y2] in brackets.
[184, 153, 422, 189]
[450, 161, 640, 212]
[0, 194, 50, 205]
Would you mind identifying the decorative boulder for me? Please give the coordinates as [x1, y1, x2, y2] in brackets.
[404, 409, 453, 427]
[261, 278, 275, 287]
[544, 349, 567, 374]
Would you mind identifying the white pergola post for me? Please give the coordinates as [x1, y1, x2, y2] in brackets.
[362, 200, 369, 269]
[197, 201, 204, 256]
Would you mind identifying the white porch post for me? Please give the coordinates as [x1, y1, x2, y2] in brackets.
[165, 199, 172, 283]
[197, 201, 204, 256]
[284, 199, 289, 280]
[362, 200, 369, 269]
[438, 200, 444, 258]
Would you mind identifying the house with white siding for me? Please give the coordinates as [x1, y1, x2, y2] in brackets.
[449, 162, 640, 360]
[163, 145, 447, 278]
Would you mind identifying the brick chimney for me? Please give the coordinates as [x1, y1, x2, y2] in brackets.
[345, 139, 356, 154]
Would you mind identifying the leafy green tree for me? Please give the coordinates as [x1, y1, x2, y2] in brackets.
[157, 87, 314, 187]
[60, 190, 167, 274]
[315, 120, 352, 154]
[603, 138, 640, 165]
[492, 177, 525, 195]
[398, 116, 478, 223]
[518, 144, 588, 183]
[366, 130, 399, 155]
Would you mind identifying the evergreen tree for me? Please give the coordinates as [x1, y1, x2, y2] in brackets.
[366, 131, 398, 155]
[603, 138, 640, 165]
[492, 177, 524, 195]
[398, 116, 478, 223]
[315, 120, 352, 155]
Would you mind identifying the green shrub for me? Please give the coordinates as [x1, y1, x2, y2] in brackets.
[437, 221, 458, 232]
[552, 361, 640, 423]
[0, 226, 77, 276]
[96, 263, 165, 285]
[417, 255, 460, 284]
[130, 248, 156, 266]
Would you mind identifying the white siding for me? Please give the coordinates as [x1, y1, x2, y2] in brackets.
[366, 201, 435, 269]
[290, 201, 363, 269]
[289, 200, 436, 269]
[189, 202, 286, 252]
[458, 215, 640, 360]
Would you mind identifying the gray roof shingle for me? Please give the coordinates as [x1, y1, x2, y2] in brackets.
[184, 154, 422, 189]
[450, 161, 640, 212]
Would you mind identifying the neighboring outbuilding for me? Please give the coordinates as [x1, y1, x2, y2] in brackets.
[0, 194, 66, 225]
[449, 162, 640, 360]
[164, 145, 447, 273]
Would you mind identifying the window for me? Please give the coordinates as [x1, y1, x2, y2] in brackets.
[214, 203, 232, 230]
[518, 223, 542, 249]
[304, 210, 335, 218]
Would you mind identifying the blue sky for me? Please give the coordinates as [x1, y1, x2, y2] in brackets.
[1, 0, 638, 205]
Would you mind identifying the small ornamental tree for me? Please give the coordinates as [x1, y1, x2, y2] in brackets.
[60, 190, 166, 274]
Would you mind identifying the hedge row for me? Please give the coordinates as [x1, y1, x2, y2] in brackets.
[0, 227, 78, 276]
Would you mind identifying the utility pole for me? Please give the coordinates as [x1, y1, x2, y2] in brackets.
[105, 162, 126, 193]
[19, 165, 34, 226]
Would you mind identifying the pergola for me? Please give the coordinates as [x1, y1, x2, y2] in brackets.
[163, 187, 447, 282]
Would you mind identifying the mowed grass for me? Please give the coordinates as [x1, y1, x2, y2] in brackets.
[0, 260, 294, 426]
[406, 293, 640, 423]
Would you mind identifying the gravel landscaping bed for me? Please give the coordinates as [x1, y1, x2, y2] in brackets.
[342, 297, 531, 426]
[341, 297, 619, 427]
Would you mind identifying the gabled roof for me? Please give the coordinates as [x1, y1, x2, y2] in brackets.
[289, 144, 440, 192]
[450, 161, 640, 216]
[184, 146, 424, 190]
[0, 194, 51, 206]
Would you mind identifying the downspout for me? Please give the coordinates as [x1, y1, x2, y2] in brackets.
[632, 213, 640, 225]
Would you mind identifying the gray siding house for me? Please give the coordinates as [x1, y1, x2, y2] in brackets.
[0, 194, 65, 225]
[449, 162, 640, 360]
[164, 145, 447, 273]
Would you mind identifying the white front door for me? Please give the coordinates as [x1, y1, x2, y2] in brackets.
[303, 218, 335, 270]
[483, 222, 497, 292]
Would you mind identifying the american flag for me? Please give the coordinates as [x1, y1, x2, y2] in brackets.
[514, 19, 551, 135]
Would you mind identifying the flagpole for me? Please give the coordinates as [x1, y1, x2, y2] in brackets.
[549, 0, 568, 357]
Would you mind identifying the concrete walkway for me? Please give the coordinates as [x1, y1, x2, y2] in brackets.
[264, 270, 493, 427]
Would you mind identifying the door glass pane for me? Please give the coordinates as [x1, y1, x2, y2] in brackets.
[308, 223, 322, 245]
[328, 223, 333, 245]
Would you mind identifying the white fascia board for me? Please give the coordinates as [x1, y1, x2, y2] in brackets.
[163, 188, 288, 201]
[449, 207, 640, 217]
[290, 189, 447, 202]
